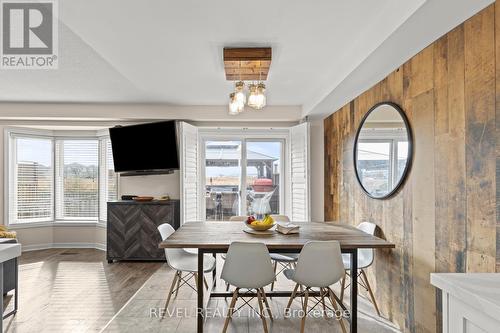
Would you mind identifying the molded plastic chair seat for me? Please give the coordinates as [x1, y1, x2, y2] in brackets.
[283, 241, 344, 287]
[157, 223, 215, 314]
[342, 251, 372, 269]
[339, 221, 381, 317]
[169, 252, 215, 273]
[283, 241, 347, 333]
[270, 253, 299, 262]
[221, 242, 275, 289]
[221, 242, 275, 333]
[283, 268, 295, 280]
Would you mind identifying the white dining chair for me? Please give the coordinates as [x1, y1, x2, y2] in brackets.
[283, 241, 347, 333]
[226, 215, 298, 291]
[268, 215, 300, 291]
[340, 222, 380, 316]
[221, 242, 276, 333]
[157, 223, 216, 314]
[228, 215, 247, 222]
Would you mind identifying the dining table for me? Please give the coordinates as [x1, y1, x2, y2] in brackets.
[159, 221, 395, 333]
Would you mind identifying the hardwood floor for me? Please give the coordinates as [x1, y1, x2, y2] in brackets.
[3, 248, 162, 333]
[2, 249, 400, 333]
[102, 262, 401, 333]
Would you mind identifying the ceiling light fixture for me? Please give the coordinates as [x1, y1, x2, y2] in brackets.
[234, 81, 246, 105]
[223, 47, 271, 115]
[228, 92, 244, 115]
[248, 82, 266, 110]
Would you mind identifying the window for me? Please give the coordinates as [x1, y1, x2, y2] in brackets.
[9, 136, 54, 224]
[357, 137, 408, 197]
[99, 138, 118, 221]
[7, 131, 118, 225]
[203, 138, 284, 221]
[56, 139, 99, 220]
[245, 141, 281, 216]
[357, 141, 392, 195]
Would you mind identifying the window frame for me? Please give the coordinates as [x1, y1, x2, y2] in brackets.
[55, 137, 100, 223]
[356, 129, 408, 195]
[4, 127, 118, 229]
[198, 127, 289, 219]
[7, 131, 55, 226]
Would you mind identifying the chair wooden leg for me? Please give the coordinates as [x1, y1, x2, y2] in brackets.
[259, 288, 273, 320]
[285, 283, 300, 314]
[300, 289, 309, 333]
[163, 271, 179, 317]
[340, 274, 346, 302]
[320, 288, 327, 318]
[360, 269, 380, 316]
[328, 288, 347, 333]
[203, 276, 209, 289]
[174, 271, 182, 297]
[299, 284, 304, 304]
[256, 289, 269, 333]
[222, 288, 239, 333]
[271, 261, 278, 291]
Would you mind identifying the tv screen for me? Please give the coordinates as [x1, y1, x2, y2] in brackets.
[109, 121, 179, 173]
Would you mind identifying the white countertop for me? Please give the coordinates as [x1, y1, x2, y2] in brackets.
[0, 244, 21, 263]
[431, 273, 500, 321]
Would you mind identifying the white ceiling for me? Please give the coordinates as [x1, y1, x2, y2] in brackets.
[0, 0, 493, 121]
[0, 0, 424, 107]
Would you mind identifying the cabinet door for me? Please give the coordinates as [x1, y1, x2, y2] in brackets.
[139, 204, 174, 259]
[107, 204, 140, 259]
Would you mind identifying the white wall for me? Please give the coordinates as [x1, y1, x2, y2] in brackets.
[0, 103, 303, 250]
[120, 172, 180, 199]
[0, 122, 182, 250]
[309, 118, 324, 221]
[0, 103, 302, 122]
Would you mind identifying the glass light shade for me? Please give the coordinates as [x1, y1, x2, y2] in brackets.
[234, 81, 246, 104]
[248, 83, 266, 110]
[228, 93, 244, 115]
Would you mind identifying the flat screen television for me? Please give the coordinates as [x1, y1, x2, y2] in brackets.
[109, 120, 179, 173]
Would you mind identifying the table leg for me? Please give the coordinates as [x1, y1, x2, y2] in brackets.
[197, 249, 204, 333]
[3, 258, 19, 319]
[350, 249, 358, 333]
[0, 262, 3, 333]
[212, 253, 217, 288]
[15, 257, 18, 314]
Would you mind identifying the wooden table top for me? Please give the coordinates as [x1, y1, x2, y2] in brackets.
[159, 222, 395, 250]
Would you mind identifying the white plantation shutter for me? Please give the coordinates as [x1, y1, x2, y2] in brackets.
[99, 138, 118, 221]
[9, 135, 54, 224]
[55, 139, 99, 221]
[290, 122, 310, 221]
[179, 122, 200, 223]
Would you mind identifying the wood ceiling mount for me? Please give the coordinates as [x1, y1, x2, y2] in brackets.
[223, 47, 272, 81]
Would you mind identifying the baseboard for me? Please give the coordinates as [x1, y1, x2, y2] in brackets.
[22, 242, 106, 252]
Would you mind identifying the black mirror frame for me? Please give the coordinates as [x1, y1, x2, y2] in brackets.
[353, 101, 413, 200]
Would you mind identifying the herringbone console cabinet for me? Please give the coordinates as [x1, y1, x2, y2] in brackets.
[106, 200, 180, 262]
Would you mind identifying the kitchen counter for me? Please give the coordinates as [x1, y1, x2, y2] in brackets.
[0, 243, 21, 332]
[0, 244, 21, 263]
[431, 273, 500, 333]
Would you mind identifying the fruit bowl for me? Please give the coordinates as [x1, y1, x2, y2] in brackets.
[246, 221, 276, 231]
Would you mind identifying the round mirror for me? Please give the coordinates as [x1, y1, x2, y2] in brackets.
[354, 102, 412, 199]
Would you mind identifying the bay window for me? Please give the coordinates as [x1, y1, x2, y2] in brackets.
[56, 139, 99, 221]
[9, 135, 54, 224]
[7, 129, 117, 226]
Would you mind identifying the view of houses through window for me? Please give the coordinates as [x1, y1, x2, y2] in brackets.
[204, 140, 282, 220]
[8, 133, 117, 225]
[13, 137, 54, 223]
[56, 140, 100, 220]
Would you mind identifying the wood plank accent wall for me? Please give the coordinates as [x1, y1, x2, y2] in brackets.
[324, 4, 499, 332]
